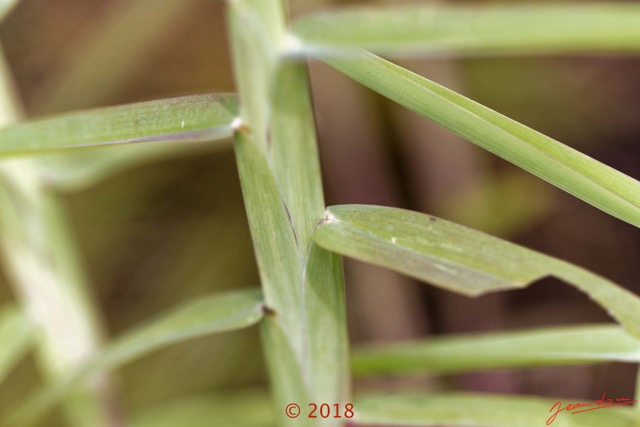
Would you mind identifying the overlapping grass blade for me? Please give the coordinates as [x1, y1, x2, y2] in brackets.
[323, 52, 640, 228]
[292, 4, 640, 56]
[314, 205, 640, 339]
[0, 94, 237, 156]
[271, 56, 348, 409]
[353, 324, 640, 376]
[229, 1, 349, 425]
[355, 393, 637, 426]
[0, 304, 33, 385]
[8, 289, 264, 427]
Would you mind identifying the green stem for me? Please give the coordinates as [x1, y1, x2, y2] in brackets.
[227, 1, 349, 425]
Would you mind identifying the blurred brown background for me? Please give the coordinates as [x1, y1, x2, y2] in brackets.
[0, 0, 639, 424]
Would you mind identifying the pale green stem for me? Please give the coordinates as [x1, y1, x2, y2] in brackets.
[227, 1, 349, 425]
[0, 44, 120, 427]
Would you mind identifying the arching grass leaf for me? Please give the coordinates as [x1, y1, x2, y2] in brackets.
[8, 288, 264, 427]
[323, 52, 640, 228]
[314, 205, 640, 339]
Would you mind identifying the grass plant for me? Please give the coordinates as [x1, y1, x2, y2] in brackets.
[1, 1, 640, 426]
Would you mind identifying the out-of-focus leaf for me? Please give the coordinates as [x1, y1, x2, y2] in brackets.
[292, 4, 640, 56]
[438, 170, 552, 237]
[353, 324, 640, 376]
[35, 0, 202, 113]
[323, 52, 640, 228]
[314, 205, 640, 339]
[355, 393, 637, 426]
[129, 391, 274, 427]
[41, 137, 230, 192]
[0, 304, 33, 385]
[0, 94, 236, 157]
[88, 288, 264, 371]
[8, 289, 264, 427]
[0, 0, 19, 24]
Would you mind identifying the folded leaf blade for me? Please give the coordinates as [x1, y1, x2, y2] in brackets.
[315, 205, 640, 339]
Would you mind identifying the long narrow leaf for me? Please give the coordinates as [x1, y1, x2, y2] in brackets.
[355, 393, 637, 426]
[353, 324, 640, 376]
[314, 205, 640, 339]
[323, 52, 640, 228]
[0, 94, 237, 156]
[8, 288, 265, 427]
[271, 51, 349, 409]
[0, 304, 33, 385]
[292, 4, 640, 56]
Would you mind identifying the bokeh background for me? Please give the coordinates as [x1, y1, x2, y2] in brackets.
[1, 0, 639, 425]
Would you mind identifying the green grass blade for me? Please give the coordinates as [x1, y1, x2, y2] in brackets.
[314, 205, 640, 339]
[0, 304, 33, 385]
[270, 63, 326, 256]
[292, 4, 640, 56]
[303, 243, 349, 404]
[88, 288, 264, 371]
[8, 288, 265, 427]
[129, 391, 274, 427]
[323, 51, 640, 228]
[233, 127, 315, 427]
[354, 393, 638, 426]
[271, 61, 349, 408]
[0, 94, 237, 157]
[353, 324, 640, 376]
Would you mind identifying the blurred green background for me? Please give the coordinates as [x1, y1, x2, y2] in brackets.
[1, 0, 639, 425]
